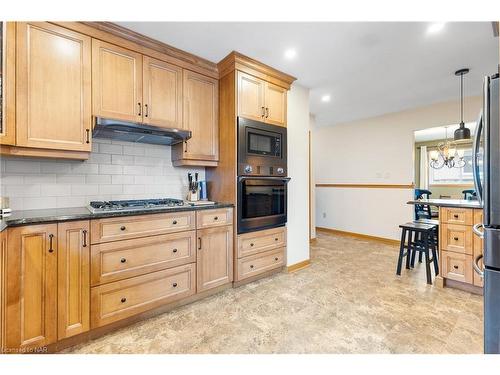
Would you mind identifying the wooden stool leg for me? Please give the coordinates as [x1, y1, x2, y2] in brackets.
[410, 230, 416, 268]
[418, 232, 423, 263]
[424, 232, 432, 285]
[432, 246, 439, 275]
[396, 228, 406, 275]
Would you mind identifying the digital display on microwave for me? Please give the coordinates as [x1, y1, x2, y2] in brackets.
[247, 130, 281, 157]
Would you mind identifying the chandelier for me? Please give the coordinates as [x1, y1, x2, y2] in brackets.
[429, 126, 466, 169]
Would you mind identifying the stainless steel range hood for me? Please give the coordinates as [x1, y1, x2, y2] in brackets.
[93, 117, 191, 146]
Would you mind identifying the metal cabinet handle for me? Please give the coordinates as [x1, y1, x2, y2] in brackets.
[473, 254, 484, 278]
[172, 220, 178, 225]
[172, 248, 178, 253]
[275, 238, 279, 241]
[453, 265, 459, 270]
[198, 237, 202, 250]
[120, 258, 127, 263]
[454, 237, 459, 241]
[473, 223, 485, 239]
[265, 107, 269, 118]
[144, 104, 149, 117]
[214, 216, 218, 221]
[172, 283, 178, 288]
[120, 226, 126, 231]
[121, 297, 127, 303]
[250, 243, 254, 247]
[250, 265, 254, 269]
[85, 129, 90, 144]
[82, 230, 88, 247]
[261, 106, 265, 117]
[454, 214, 459, 219]
[184, 141, 188, 153]
[48, 234, 54, 253]
[275, 257, 279, 261]
[138, 102, 142, 116]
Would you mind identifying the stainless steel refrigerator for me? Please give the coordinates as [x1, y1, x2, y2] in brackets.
[472, 73, 500, 354]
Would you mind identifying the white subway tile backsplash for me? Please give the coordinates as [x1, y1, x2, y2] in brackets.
[1, 140, 206, 210]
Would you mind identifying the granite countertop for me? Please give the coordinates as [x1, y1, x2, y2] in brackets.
[0, 202, 234, 232]
[407, 198, 482, 209]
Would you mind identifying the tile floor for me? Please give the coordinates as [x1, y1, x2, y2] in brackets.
[66, 232, 484, 354]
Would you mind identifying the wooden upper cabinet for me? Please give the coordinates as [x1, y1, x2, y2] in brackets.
[180, 69, 219, 162]
[238, 71, 265, 122]
[0, 22, 16, 146]
[5, 224, 58, 350]
[197, 225, 233, 292]
[16, 22, 92, 151]
[57, 220, 90, 340]
[92, 39, 143, 123]
[143, 56, 183, 128]
[264, 82, 287, 127]
[237, 71, 287, 126]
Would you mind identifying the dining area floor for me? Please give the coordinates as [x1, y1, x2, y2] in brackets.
[65, 231, 483, 354]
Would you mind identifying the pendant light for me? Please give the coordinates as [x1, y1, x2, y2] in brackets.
[454, 68, 471, 141]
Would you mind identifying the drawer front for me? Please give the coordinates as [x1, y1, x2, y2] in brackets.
[91, 263, 195, 328]
[91, 231, 196, 285]
[91, 211, 195, 244]
[236, 248, 284, 281]
[441, 251, 473, 284]
[440, 207, 473, 225]
[237, 227, 287, 258]
[440, 223, 473, 255]
[196, 208, 233, 229]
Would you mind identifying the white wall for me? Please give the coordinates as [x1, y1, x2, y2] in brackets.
[309, 114, 316, 239]
[286, 84, 310, 266]
[313, 96, 482, 240]
[0, 139, 204, 210]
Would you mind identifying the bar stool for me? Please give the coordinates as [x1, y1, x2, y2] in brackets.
[396, 222, 439, 285]
[413, 218, 439, 264]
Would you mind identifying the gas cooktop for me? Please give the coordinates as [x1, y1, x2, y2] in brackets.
[87, 198, 186, 213]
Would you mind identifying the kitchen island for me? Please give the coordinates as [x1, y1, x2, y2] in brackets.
[407, 199, 483, 294]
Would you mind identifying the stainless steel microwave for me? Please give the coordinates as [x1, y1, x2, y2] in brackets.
[237, 117, 287, 176]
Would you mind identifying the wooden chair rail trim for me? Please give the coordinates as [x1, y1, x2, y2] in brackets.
[316, 227, 400, 246]
[50, 22, 218, 78]
[315, 183, 414, 189]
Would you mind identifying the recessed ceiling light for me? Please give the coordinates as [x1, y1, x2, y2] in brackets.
[427, 22, 446, 34]
[284, 48, 297, 59]
[321, 95, 331, 103]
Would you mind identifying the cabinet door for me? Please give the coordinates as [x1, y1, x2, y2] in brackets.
[182, 70, 218, 161]
[0, 230, 6, 350]
[16, 22, 92, 151]
[143, 56, 183, 128]
[92, 39, 143, 123]
[264, 82, 287, 127]
[0, 22, 16, 145]
[237, 71, 265, 122]
[197, 225, 233, 292]
[5, 224, 57, 350]
[57, 220, 90, 340]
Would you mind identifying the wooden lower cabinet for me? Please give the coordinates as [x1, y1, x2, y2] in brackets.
[57, 221, 90, 340]
[91, 263, 196, 328]
[237, 248, 285, 281]
[237, 227, 286, 258]
[0, 230, 7, 350]
[441, 250, 473, 284]
[197, 225, 233, 292]
[5, 224, 58, 350]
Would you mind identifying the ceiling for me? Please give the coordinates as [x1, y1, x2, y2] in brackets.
[414, 122, 477, 142]
[117, 22, 498, 126]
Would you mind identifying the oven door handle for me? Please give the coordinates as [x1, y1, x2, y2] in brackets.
[238, 176, 291, 182]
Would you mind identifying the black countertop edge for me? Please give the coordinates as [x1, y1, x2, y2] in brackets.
[406, 199, 483, 209]
[0, 203, 234, 232]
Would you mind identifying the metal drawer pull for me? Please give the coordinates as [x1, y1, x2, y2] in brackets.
[250, 265, 254, 269]
[172, 248, 178, 253]
[48, 234, 54, 253]
[275, 238, 279, 241]
[172, 220, 178, 225]
[453, 265, 459, 270]
[453, 214, 459, 218]
[265, 107, 269, 118]
[198, 237, 202, 250]
[82, 230, 88, 247]
[86, 129, 90, 144]
[120, 258, 127, 263]
[454, 237, 459, 241]
[473, 223, 485, 239]
[145, 104, 149, 117]
[138, 103, 142, 116]
[275, 257, 279, 261]
[121, 297, 127, 303]
[214, 216, 218, 221]
[261, 106, 265, 117]
[172, 283, 178, 288]
[120, 226, 126, 231]
[473, 254, 484, 278]
[250, 243, 254, 247]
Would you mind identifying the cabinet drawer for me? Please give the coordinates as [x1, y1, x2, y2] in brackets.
[440, 207, 473, 225]
[236, 248, 284, 281]
[440, 223, 473, 255]
[91, 231, 196, 285]
[196, 208, 233, 229]
[441, 251, 473, 284]
[237, 227, 286, 258]
[91, 211, 195, 244]
[90, 263, 195, 328]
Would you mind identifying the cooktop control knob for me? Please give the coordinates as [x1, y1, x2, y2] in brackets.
[244, 165, 253, 174]
[277, 167, 284, 174]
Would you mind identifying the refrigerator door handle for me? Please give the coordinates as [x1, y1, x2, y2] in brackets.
[473, 254, 484, 278]
[473, 223, 485, 239]
[472, 109, 483, 205]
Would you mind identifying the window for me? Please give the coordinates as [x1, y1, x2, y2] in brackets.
[428, 148, 473, 185]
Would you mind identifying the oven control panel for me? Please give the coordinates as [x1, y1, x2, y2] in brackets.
[240, 164, 287, 176]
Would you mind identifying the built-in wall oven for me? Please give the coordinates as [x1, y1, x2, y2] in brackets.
[237, 176, 290, 234]
[237, 117, 289, 234]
